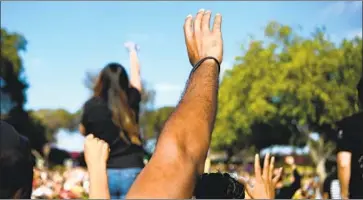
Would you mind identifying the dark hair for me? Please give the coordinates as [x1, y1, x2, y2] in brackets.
[93, 63, 140, 144]
[0, 133, 34, 198]
[194, 173, 245, 199]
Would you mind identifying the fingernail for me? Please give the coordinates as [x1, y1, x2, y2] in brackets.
[186, 14, 192, 18]
[199, 8, 205, 12]
[216, 13, 221, 16]
[205, 10, 211, 13]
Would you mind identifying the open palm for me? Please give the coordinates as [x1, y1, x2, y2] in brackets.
[240, 153, 282, 199]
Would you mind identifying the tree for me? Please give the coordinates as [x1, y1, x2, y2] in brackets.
[140, 106, 175, 139]
[213, 22, 362, 178]
[1, 28, 47, 153]
[31, 109, 79, 141]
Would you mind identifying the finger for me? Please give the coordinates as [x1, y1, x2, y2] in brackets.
[212, 13, 222, 33]
[201, 10, 212, 32]
[101, 140, 109, 149]
[102, 143, 110, 158]
[86, 134, 94, 140]
[269, 156, 275, 180]
[194, 9, 205, 34]
[262, 153, 270, 180]
[272, 167, 283, 184]
[254, 154, 262, 180]
[183, 14, 193, 41]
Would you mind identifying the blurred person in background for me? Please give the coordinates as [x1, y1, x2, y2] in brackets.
[275, 155, 302, 199]
[0, 121, 34, 199]
[336, 76, 363, 199]
[322, 158, 341, 199]
[79, 41, 144, 199]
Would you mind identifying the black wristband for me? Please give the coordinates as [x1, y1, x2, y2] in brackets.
[191, 56, 221, 74]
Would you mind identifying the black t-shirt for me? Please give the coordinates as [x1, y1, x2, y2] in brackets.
[81, 87, 145, 169]
[275, 169, 301, 199]
[336, 112, 363, 198]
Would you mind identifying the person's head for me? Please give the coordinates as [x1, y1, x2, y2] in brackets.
[194, 173, 245, 199]
[93, 63, 139, 142]
[0, 121, 34, 199]
[94, 63, 130, 97]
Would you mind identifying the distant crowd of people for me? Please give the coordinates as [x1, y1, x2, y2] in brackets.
[1, 8, 362, 199]
[31, 166, 89, 199]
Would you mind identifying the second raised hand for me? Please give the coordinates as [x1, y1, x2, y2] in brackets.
[124, 41, 140, 52]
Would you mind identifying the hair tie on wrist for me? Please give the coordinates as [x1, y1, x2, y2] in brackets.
[191, 56, 221, 74]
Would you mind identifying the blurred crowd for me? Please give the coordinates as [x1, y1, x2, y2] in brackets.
[208, 156, 335, 200]
[31, 161, 89, 199]
[30, 155, 335, 199]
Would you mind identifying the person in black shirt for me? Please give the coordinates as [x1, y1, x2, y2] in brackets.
[0, 121, 34, 199]
[275, 156, 301, 199]
[336, 77, 363, 199]
[79, 42, 144, 199]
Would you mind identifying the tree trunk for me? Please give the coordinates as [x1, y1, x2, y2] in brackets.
[316, 158, 327, 181]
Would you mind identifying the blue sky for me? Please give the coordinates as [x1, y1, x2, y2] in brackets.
[1, 1, 362, 152]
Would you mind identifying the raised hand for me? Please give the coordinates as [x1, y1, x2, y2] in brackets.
[124, 41, 140, 52]
[240, 153, 282, 199]
[183, 9, 223, 66]
[84, 134, 110, 170]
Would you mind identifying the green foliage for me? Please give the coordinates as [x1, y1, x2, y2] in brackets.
[213, 22, 362, 150]
[1, 28, 27, 74]
[140, 106, 175, 139]
[1, 28, 47, 152]
[31, 109, 80, 141]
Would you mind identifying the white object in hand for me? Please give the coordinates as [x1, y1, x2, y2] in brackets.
[124, 41, 140, 52]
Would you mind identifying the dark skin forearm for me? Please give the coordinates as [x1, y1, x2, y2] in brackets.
[161, 61, 219, 172]
[126, 10, 223, 198]
[126, 62, 220, 199]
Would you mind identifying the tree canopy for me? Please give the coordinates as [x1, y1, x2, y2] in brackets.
[212, 21, 362, 152]
[140, 106, 175, 139]
[1, 28, 47, 152]
[30, 109, 80, 141]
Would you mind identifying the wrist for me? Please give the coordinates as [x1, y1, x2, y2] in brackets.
[88, 163, 107, 173]
[193, 58, 220, 74]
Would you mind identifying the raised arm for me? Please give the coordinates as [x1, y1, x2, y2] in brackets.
[125, 42, 142, 92]
[337, 151, 351, 199]
[84, 134, 110, 199]
[336, 128, 352, 200]
[126, 9, 223, 199]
